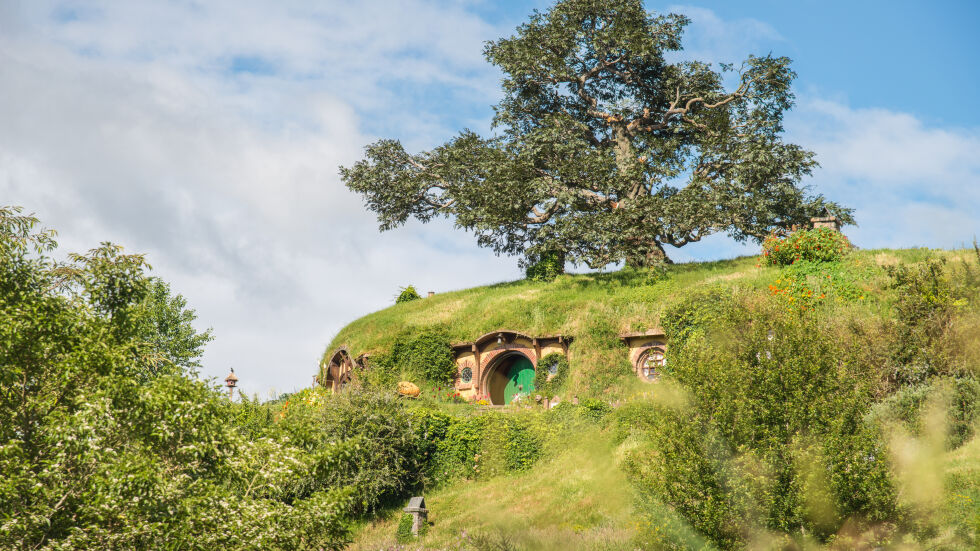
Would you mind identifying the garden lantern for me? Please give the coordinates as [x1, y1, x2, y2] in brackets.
[224, 368, 238, 399]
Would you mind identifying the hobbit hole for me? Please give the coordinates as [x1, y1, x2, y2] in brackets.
[451, 330, 570, 404]
[619, 329, 668, 383]
[484, 352, 535, 405]
[320, 328, 668, 395]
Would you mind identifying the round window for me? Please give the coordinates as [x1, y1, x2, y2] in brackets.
[460, 366, 473, 383]
[548, 361, 558, 376]
[639, 348, 665, 382]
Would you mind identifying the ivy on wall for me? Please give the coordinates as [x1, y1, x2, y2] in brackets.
[533, 352, 569, 399]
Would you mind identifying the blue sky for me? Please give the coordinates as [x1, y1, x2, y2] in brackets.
[1, 0, 978, 397]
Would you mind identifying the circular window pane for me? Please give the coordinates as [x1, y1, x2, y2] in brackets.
[639, 348, 665, 382]
[460, 366, 473, 383]
[548, 362, 558, 375]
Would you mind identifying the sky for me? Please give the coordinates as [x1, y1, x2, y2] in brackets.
[1, 0, 978, 398]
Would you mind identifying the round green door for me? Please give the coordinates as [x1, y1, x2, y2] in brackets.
[503, 357, 535, 404]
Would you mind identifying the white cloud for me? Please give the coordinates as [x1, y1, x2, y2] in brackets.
[788, 98, 980, 249]
[1, 2, 976, 399]
[665, 4, 783, 66]
[0, 1, 520, 398]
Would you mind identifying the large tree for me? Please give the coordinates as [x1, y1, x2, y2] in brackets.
[341, 0, 853, 267]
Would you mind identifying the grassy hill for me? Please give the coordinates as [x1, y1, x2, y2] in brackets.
[324, 247, 967, 398]
[321, 245, 980, 549]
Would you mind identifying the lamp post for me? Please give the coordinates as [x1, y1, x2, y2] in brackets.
[225, 368, 238, 399]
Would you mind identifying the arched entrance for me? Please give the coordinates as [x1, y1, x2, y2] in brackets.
[322, 347, 355, 392]
[484, 352, 536, 405]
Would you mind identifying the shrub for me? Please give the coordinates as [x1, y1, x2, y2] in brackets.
[532, 353, 569, 399]
[868, 376, 980, 449]
[887, 259, 960, 385]
[395, 513, 415, 543]
[524, 250, 565, 282]
[762, 227, 851, 266]
[284, 389, 426, 514]
[504, 419, 542, 470]
[371, 328, 457, 386]
[661, 286, 735, 345]
[580, 398, 612, 422]
[623, 299, 898, 548]
[396, 285, 422, 304]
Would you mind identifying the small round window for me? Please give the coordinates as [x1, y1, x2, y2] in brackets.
[548, 361, 558, 376]
[460, 366, 473, 383]
[639, 348, 664, 382]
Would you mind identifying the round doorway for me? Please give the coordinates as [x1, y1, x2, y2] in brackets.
[486, 353, 536, 405]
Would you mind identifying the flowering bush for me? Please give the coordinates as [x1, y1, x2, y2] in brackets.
[420, 383, 466, 403]
[762, 227, 851, 266]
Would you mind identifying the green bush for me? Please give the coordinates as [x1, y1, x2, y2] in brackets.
[396, 285, 422, 304]
[371, 328, 457, 385]
[580, 398, 612, 422]
[622, 299, 897, 548]
[0, 210, 354, 550]
[887, 259, 959, 385]
[525, 250, 565, 282]
[395, 513, 415, 543]
[505, 419, 542, 470]
[532, 352, 569, 399]
[868, 376, 980, 449]
[762, 227, 851, 266]
[661, 286, 734, 345]
[297, 389, 426, 513]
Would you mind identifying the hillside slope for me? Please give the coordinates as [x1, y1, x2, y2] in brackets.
[323, 248, 964, 398]
[323, 245, 980, 549]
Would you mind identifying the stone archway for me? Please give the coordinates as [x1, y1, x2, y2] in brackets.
[481, 350, 536, 405]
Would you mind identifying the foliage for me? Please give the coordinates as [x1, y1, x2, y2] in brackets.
[766, 258, 869, 313]
[396, 285, 422, 304]
[532, 352, 569, 399]
[290, 389, 426, 514]
[763, 227, 851, 266]
[138, 278, 215, 372]
[887, 258, 961, 385]
[868, 376, 980, 449]
[0, 209, 356, 550]
[620, 301, 898, 548]
[370, 328, 457, 386]
[525, 250, 565, 281]
[504, 419, 542, 471]
[341, 0, 853, 268]
[661, 286, 735, 345]
[395, 513, 415, 543]
[580, 398, 612, 422]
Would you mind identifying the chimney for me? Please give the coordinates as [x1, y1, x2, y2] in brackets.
[810, 216, 840, 231]
[427, 291, 435, 298]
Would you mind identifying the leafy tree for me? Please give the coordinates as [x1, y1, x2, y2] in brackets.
[0, 208, 352, 549]
[341, 0, 853, 267]
[59, 242, 213, 379]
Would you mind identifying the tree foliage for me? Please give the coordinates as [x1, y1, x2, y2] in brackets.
[341, 0, 853, 267]
[0, 207, 352, 550]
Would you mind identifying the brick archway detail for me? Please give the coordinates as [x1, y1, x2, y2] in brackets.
[478, 346, 537, 398]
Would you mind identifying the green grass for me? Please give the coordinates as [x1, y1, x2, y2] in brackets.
[334, 246, 980, 549]
[349, 421, 640, 550]
[324, 247, 971, 398]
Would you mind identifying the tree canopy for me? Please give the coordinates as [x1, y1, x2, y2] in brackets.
[341, 0, 853, 267]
